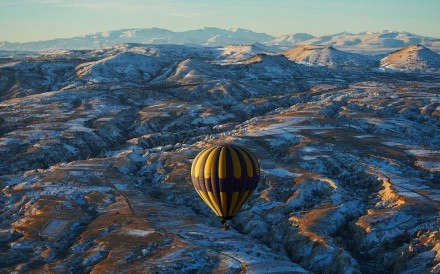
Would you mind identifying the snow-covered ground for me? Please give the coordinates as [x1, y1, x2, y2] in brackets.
[0, 43, 439, 273]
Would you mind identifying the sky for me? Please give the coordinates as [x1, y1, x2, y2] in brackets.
[1, 0, 439, 42]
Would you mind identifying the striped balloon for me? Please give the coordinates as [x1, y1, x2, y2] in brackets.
[191, 145, 260, 223]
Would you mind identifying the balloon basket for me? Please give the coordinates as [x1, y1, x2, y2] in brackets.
[223, 221, 230, 230]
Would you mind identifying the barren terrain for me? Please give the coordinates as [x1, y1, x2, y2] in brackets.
[1, 43, 439, 273]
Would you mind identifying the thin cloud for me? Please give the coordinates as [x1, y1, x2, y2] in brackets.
[0, 1, 16, 7]
[0, 0, 151, 11]
[170, 12, 203, 18]
[0, 0, 63, 6]
[63, 0, 152, 12]
[65, 2, 140, 11]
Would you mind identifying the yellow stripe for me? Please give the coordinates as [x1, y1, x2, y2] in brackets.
[232, 190, 250, 216]
[218, 147, 227, 179]
[195, 189, 206, 204]
[228, 191, 240, 216]
[191, 148, 209, 176]
[236, 147, 253, 177]
[208, 191, 223, 216]
[198, 190, 220, 216]
[194, 147, 215, 178]
[197, 190, 218, 215]
[229, 147, 241, 179]
[248, 150, 260, 176]
[220, 192, 227, 216]
[204, 147, 220, 179]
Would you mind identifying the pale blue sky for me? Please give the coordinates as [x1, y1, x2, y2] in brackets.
[1, 0, 439, 42]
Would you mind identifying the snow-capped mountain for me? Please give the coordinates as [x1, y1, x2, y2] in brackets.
[283, 45, 377, 68]
[264, 33, 316, 47]
[297, 30, 440, 54]
[2, 28, 439, 55]
[0, 27, 274, 51]
[380, 44, 440, 73]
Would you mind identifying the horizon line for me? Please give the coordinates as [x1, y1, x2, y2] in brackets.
[2, 27, 439, 44]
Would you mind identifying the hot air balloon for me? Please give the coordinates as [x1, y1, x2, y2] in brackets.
[190, 145, 260, 225]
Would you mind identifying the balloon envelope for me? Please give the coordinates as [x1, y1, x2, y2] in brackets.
[191, 145, 260, 223]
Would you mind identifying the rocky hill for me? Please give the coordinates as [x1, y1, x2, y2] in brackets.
[380, 44, 440, 73]
[283, 45, 377, 68]
[217, 43, 276, 64]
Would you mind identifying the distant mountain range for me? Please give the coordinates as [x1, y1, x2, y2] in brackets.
[0, 27, 273, 51]
[265, 33, 316, 47]
[291, 31, 440, 54]
[0, 27, 439, 55]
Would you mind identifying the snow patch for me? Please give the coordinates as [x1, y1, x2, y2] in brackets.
[264, 168, 300, 178]
[122, 229, 156, 237]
